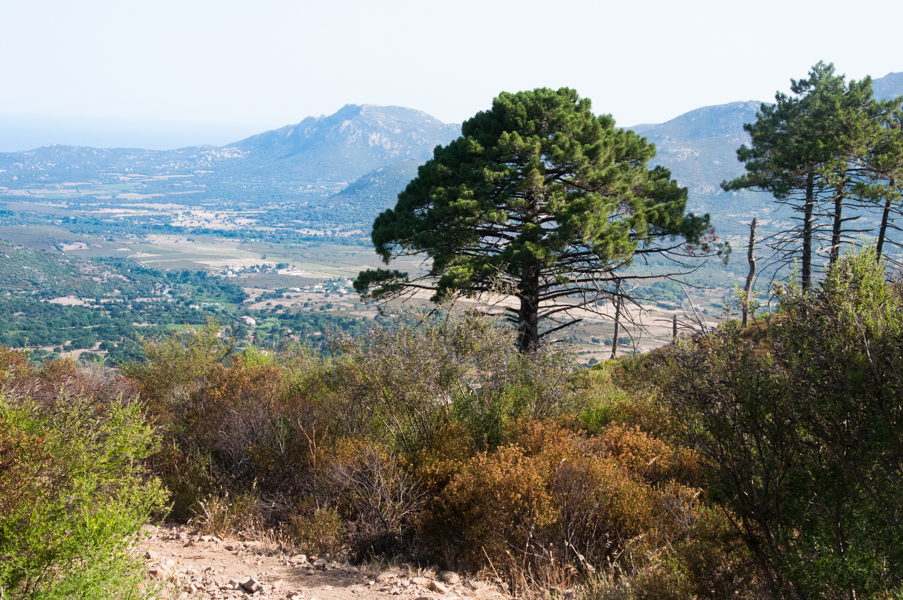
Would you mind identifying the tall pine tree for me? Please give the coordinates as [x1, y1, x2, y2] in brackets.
[355, 88, 724, 351]
[860, 104, 903, 262]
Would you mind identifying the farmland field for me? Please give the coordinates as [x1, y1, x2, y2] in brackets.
[0, 205, 733, 366]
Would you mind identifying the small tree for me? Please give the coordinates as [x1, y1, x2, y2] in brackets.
[355, 88, 723, 351]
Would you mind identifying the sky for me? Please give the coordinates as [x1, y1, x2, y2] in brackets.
[1, 0, 901, 151]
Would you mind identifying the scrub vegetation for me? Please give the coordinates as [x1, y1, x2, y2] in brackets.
[3, 245, 903, 598]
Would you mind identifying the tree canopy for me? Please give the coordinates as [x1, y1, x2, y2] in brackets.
[723, 62, 903, 288]
[355, 88, 723, 351]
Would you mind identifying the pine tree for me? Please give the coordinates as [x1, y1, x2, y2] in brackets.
[724, 62, 903, 285]
[860, 104, 903, 262]
[355, 88, 724, 351]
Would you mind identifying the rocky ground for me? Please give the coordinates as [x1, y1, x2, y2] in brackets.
[138, 524, 512, 600]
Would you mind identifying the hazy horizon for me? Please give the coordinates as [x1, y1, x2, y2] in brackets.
[0, 112, 277, 153]
[2, 0, 902, 152]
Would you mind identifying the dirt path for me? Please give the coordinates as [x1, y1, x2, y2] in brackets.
[139, 524, 509, 600]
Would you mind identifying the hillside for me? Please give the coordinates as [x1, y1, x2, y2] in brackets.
[0, 242, 151, 298]
[0, 105, 459, 187]
[232, 105, 458, 183]
[628, 71, 903, 236]
[0, 144, 237, 182]
[873, 71, 903, 100]
[0, 105, 458, 210]
[631, 101, 761, 195]
[325, 159, 424, 215]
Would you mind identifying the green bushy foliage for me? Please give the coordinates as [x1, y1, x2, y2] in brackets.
[0, 391, 166, 599]
[287, 505, 345, 555]
[666, 246, 903, 598]
[119, 318, 233, 410]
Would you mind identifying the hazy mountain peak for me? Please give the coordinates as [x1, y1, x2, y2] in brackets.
[630, 101, 763, 142]
[3, 71, 899, 238]
[873, 71, 903, 100]
[226, 104, 461, 182]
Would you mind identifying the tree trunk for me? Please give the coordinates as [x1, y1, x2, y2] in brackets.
[610, 278, 622, 360]
[830, 187, 845, 266]
[876, 177, 895, 260]
[516, 266, 540, 352]
[802, 169, 815, 291]
[743, 218, 757, 328]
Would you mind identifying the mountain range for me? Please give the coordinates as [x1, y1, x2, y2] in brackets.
[1, 71, 901, 238]
[0, 106, 458, 184]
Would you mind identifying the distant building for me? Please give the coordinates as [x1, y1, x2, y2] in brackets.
[240, 316, 256, 327]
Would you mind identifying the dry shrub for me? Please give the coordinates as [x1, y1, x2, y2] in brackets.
[105, 312, 759, 595]
[589, 425, 702, 486]
[422, 418, 748, 594]
[0, 346, 30, 380]
[670, 508, 759, 598]
[148, 441, 217, 522]
[407, 421, 475, 495]
[121, 311, 595, 541]
[1, 349, 138, 409]
[424, 443, 558, 575]
[550, 455, 652, 567]
[184, 361, 290, 486]
[326, 438, 426, 558]
[192, 492, 262, 538]
[128, 335, 332, 522]
[287, 505, 345, 554]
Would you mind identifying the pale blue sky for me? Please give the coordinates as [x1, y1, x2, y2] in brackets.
[1, 0, 901, 150]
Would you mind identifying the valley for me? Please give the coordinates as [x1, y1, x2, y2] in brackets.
[1, 73, 901, 365]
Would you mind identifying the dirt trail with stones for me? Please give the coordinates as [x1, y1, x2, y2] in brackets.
[139, 524, 511, 600]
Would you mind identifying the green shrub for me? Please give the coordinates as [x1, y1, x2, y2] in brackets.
[667, 246, 903, 598]
[452, 341, 583, 451]
[575, 367, 675, 441]
[288, 505, 345, 555]
[0, 392, 166, 599]
[120, 318, 233, 410]
[328, 310, 515, 453]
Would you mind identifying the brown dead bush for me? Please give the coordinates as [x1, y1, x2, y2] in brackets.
[326, 438, 425, 558]
[1, 350, 138, 410]
[420, 418, 747, 593]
